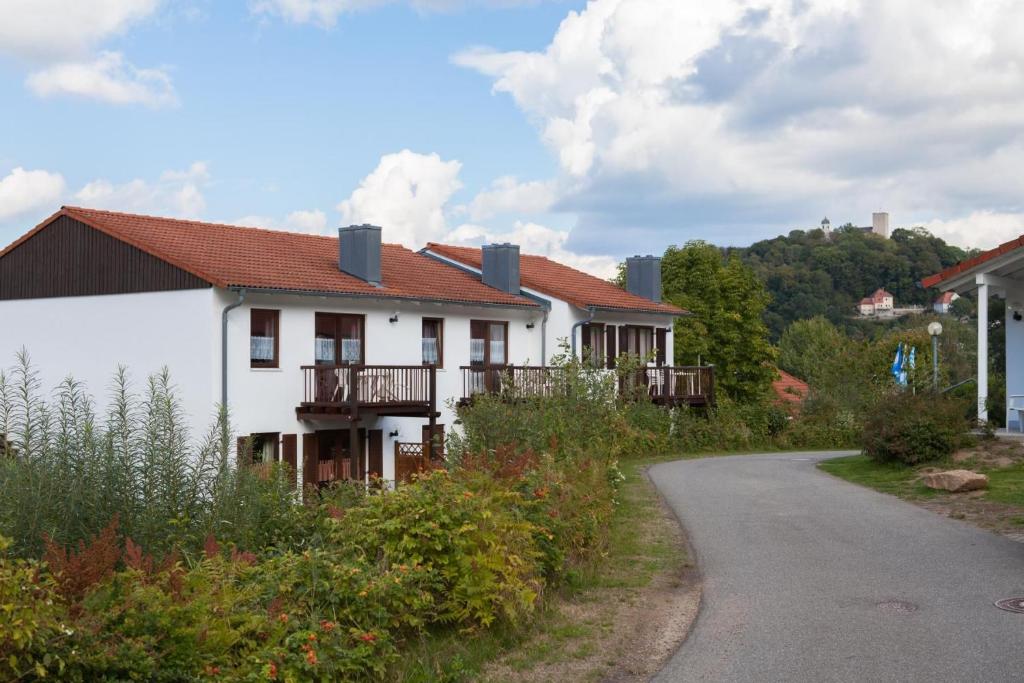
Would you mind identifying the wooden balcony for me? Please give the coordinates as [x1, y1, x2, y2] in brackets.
[297, 364, 437, 420]
[458, 364, 715, 407]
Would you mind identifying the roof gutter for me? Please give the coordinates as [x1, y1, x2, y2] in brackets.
[225, 285, 537, 311]
[221, 288, 246, 411]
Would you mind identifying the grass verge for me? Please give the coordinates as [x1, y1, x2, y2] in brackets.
[388, 457, 698, 682]
[819, 451, 1024, 535]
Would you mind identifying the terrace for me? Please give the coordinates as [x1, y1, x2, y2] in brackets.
[297, 364, 437, 420]
[458, 364, 715, 407]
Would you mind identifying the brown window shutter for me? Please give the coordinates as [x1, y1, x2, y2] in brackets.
[619, 326, 628, 357]
[282, 434, 297, 490]
[606, 325, 617, 368]
[368, 430, 384, 478]
[302, 433, 318, 503]
[581, 324, 591, 355]
[655, 328, 667, 366]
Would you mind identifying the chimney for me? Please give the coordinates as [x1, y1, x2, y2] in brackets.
[339, 224, 382, 285]
[481, 243, 520, 294]
[872, 212, 890, 238]
[626, 255, 662, 302]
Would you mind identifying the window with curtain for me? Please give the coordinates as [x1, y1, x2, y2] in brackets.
[314, 313, 364, 365]
[422, 318, 443, 366]
[624, 326, 654, 361]
[250, 309, 279, 368]
[470, 320, 508, 366]
[582, 323, 605, 367]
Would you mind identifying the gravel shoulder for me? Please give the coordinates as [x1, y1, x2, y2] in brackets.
[649, 451, 1024, 683]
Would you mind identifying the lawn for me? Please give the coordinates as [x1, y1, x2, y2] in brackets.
[819, 448, 1024, 534]
[389, 457, 697, 682]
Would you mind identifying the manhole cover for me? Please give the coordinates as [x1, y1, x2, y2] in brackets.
[995, 598, 1024, 614]
[876, 600, 918, 614]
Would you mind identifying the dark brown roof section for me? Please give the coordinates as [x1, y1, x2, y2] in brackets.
[424, 242, 687, 316]
[0, 207, 539, 308]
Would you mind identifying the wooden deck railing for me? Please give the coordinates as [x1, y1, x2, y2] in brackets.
[300, 364, 436, 412]
[459, 364, 714, 406]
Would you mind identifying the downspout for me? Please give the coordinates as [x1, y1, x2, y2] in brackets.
[570, 307, 596, 359]
[221, 288, 246, 410]
[541, 308, 549, 367]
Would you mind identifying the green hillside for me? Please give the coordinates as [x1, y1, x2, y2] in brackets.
[734, 226, 973, 339]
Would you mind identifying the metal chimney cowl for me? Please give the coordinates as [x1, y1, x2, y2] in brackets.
[339, 224, 382, 286]
[626, 255, 662, 302]
[481, 243, 520, 294]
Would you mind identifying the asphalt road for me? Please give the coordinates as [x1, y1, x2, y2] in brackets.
[649, 452, 1024, 683]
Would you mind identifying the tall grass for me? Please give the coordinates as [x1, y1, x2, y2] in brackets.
[0, 350, 304, 559]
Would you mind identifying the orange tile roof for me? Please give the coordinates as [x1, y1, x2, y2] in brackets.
[772, 369, 809, 408]
[2, 207, 538, 309]
[922, 233, 1024, 288]
[424, 243, 686, 315]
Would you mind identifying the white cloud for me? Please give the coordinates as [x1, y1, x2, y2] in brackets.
[465, 176, 557, 221]
[454, 0, 1024, 249]
[339, 149, 616, 276]
[338, 150, 463, 247]
[923, 212, 1024, 251]
[74, 162, 209, 217]
[0, 0, 160, 60]
[447, 220, 619, 278]
[26, 51, 177, 107]
[0, 167, 66, 222]
[233, 209, 329, 233]
[251, 0, 544, 27]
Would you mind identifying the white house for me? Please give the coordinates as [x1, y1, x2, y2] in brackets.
[857, 288, 895, 317]
[933, 291, 960, 314]
[924, 236, 1024, 428]
[0, 207, 703, 493]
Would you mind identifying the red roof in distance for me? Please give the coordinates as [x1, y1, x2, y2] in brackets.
[1, 207, 538, 309]
[424, 242, 686, 315]
[772, 369, 809, 409]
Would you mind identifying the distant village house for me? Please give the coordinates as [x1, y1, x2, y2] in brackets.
[857, 289, 895, 317]
[933, 291, 960, 314]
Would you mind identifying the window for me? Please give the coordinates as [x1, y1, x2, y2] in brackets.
[315, 313, 364, 365]
[250, 309, 279, 368]
[238, 432, 279, 465]
[622, 326, 654, 361]
[422, 318, 444, 367]
[470, 320, 508, 366]
[581, 323, 606, 367]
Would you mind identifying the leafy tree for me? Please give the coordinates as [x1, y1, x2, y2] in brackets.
[662, 241, 776, 401]
[778, 316, 847, 386]
[737, 226, 970, 339]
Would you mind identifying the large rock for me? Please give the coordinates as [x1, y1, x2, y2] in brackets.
[921, 470, 989, 493]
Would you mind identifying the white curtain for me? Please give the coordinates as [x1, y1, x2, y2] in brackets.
[470, 339, 485, 364]
[341, 339, 361, 363]
[250, 336, 274, 361]
[315, 338, 335, 363]
[422, 338, 439, 364]
[489, 325, 505, 365]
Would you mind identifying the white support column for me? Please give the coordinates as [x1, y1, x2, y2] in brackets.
[978, 282, 989, 423]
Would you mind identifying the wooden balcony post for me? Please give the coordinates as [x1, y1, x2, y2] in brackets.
[428, 364, 437, 456]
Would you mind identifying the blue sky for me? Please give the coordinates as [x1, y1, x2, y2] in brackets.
[3, 1, 1024, 275]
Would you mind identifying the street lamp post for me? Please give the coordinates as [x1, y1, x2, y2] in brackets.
[928, 321, 943, 391]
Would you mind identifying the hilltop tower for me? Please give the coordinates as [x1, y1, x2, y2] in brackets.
[872, 212, 890, 238]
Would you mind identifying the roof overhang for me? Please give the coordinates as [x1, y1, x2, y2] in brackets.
[923, 248, 1024, 296]
[227, 285, 540, 310]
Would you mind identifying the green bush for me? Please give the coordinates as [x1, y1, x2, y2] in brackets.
[861, 391, 972, 465]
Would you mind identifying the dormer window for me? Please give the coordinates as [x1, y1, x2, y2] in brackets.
[250, 309, 279, 368]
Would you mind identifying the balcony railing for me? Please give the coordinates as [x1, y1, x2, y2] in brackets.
[459, 364, 715, 406]
[299, 364, 436, 417]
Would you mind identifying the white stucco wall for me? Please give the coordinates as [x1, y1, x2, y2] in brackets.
[221, 290, 539, 480]
[0, 288, 220, 440]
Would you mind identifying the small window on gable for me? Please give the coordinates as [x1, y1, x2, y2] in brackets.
[251, 309, 280, 368]
[422, 318, 444, 367]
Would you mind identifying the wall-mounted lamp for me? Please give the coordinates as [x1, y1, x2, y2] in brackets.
[388, 429, 399, 438]
[389, 312, 399, 323]
[526, 322, 536, 330]
[1015, 312, 1023, 322]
